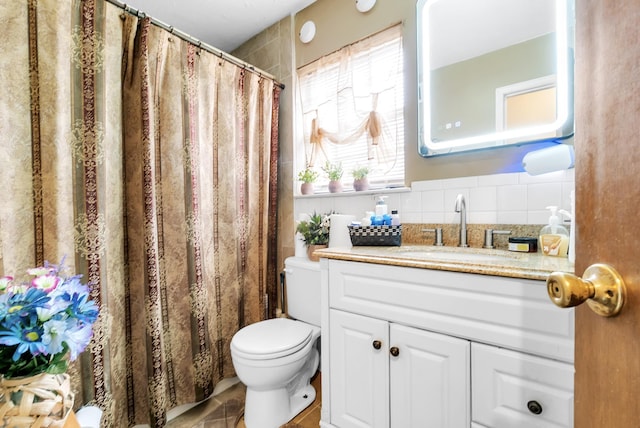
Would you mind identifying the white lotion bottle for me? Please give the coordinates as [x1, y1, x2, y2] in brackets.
[374, 195, 388, 216]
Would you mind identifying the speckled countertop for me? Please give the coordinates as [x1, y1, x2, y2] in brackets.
[314, 245, 574, 281]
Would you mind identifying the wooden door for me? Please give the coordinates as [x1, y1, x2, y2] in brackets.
[574, 1, 640, 426]
[329, 309, 389, 428]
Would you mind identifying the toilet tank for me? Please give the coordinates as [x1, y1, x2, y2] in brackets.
[284, 257, 321, 327]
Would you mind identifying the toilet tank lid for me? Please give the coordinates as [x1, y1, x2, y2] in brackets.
[231, 318, 312, 359]
[285, 256, 320, 270]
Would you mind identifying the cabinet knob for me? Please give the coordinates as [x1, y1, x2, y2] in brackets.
[527, 400, 543, 415]
[389, 346, 400, 357]
[372, 340, 382, 350]
[547, 263, 626, 317]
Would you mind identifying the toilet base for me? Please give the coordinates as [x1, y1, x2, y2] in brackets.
[244, 383, 316, 428]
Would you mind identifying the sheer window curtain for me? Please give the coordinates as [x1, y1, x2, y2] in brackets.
[297, 24, 404, 188]
[1, 1, 280, 427]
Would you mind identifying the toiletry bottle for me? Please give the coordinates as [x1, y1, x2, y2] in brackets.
[373, 196, 388, 225]
[539, 206, 569, 257]
[375, 196, 388, 216]
[361, 211, 374, 227]
[391, 210, 401, 226]
[559, 191, 576, 263]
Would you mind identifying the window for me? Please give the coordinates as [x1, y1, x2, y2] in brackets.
[297, 24, 404, 192]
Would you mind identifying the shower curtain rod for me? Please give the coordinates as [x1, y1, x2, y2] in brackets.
[105, 0, 285, 89]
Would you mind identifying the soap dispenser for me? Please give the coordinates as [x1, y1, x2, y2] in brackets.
[374, 196, 388, 216]
[539, 206, 569, 257]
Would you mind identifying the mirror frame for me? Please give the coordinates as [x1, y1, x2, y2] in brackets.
[417, 0, 575, 157]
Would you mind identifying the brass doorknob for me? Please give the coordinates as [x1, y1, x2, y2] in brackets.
[389, 346, 400, 357]
[372, 340, 382, 350]
[546, 263, 626, 317]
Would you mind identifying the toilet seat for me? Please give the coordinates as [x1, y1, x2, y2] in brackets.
[231, 318, 313, 360]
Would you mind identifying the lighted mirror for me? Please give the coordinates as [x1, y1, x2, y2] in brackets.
[417, 0, 574, 157]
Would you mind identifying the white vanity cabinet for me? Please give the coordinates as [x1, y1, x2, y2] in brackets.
[329, 309, 470, 428]
[319, 259, 575, 428]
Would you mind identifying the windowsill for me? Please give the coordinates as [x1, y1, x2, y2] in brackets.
[294, 185, 411, 199]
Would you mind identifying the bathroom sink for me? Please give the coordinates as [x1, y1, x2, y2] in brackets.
[390, 247, 520, 263]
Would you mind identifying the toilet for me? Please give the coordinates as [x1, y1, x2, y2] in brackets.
[231, 256, 321, 428]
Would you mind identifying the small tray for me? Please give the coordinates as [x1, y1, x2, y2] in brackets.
[348, 225, 402, 246]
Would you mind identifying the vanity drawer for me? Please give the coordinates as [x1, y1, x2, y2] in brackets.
[471, 343, 574, 428]
[327, 259, 574, 363]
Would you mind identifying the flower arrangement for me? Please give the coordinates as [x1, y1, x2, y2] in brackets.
[297, 166, 319, 184]
[0, 260, 99, 379]
[296, 212, 331, 246]
[321, 161, 344, 181]
[351, 165, 370, 180]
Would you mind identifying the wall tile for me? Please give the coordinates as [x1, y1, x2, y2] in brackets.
[441, 176, 479, 188]
[400, 191, 422, 214]
[528, 209, 553, 225]
[497, 185, 527, 211]
[294, 171, 574, 228]
[527, 182, 563, 211]
[470, 186, 497, 211]
[421, 190, 444, 212]
[423, 212, 446, 223]
[412, 180, 443, 191]
[469, 211, 498, 224]
[497, 210, 528, 224]
[478, 173, 519, 186]
[402, 211, 422, 223]
[518, 170, 566, 184]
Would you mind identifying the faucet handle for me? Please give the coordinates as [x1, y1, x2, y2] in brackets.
[422, 228, 444, 246]
[483, 229, 512, 249]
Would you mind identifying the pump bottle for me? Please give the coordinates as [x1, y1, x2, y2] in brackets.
[539, 206, 569, 257]
[374, 196, 388, 216]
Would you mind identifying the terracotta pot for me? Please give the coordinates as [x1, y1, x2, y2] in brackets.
[353, 178, 369, 191]
[328, 180, 343, 193]
[306, 244, 328, 262]
[300, 182, 314, 195]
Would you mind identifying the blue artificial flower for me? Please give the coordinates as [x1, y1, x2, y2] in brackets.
[36, 293, 72, 322]
[0, 322, 47, 361]
[63, 322, 94, 360]
[0, 260, 99, 376]
[3, 288, 50, 324]
[42, 318, 72, 356]
[55, 278, 99, 324]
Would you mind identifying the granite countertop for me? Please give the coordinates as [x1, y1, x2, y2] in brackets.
[314, 245, 574, 281]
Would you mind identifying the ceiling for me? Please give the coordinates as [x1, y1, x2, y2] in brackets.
[120, 0, 317, 53]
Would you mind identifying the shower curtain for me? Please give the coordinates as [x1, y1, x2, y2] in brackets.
[0, 1, 280, 426]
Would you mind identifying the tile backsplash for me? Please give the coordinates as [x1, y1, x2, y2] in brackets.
[294, 169, 575, 226]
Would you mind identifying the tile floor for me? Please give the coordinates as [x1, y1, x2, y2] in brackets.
[166, 373, 322, 428]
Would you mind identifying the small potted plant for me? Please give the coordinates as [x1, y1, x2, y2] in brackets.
[322, 161, 344, 193]
[352, 165, 370, 191]
[297, 166, 319, 195]
[296, 212, 331, 261]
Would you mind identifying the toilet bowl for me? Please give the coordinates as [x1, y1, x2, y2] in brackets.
[230, 257, 321, 428]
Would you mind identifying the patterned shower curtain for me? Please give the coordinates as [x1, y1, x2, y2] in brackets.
[0, 1, 280, 426]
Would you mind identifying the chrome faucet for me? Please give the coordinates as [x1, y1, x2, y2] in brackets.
[454, 194, 468, 247]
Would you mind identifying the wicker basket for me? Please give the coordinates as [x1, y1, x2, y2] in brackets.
[348, 225, 402, 246]
[0, 373, 74, 428]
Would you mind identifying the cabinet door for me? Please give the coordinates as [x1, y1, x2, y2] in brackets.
[472, 343, 574, 428]
[390, 324, 470, 428]
[330, 309, 389, 428]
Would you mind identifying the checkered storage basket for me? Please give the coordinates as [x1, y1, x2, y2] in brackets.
[348, 225, 402, 246]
